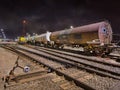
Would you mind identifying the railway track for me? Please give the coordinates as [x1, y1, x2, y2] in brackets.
[17, 45, 120, 80]
[35, 46, 120, 67]
[1, 45, 120, 90]
[1, 45, 83, 90]
[1, 45, 93, 90]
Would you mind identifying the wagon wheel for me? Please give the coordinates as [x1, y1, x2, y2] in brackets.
[83, 46, 94, 55]
[94, 47, 104, 56]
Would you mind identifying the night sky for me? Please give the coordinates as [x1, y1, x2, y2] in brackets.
[0, 0, 120, 38]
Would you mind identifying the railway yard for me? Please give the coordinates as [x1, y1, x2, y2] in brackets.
[0, 0, 120, 90]
[0, 21, 119, 90]
[0, 44, 120, 90]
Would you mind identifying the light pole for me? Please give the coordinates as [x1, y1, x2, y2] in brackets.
[1, 29, 6, 40]
[70, 26, 74, 29]
[22, 20, 26, 36]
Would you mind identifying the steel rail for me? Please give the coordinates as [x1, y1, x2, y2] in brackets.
[16, 46, 120, 80]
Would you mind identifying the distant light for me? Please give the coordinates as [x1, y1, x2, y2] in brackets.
[33, 33, 35, 35]
[1, 29, 3, 31]
[23, 20, 26, 24]
[70, 26, 74, 29]
[26, 33, 30, 36]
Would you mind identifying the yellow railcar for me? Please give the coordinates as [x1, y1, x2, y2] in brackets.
[18, 37, 27, 44]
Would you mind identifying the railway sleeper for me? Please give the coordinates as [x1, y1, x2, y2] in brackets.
[3, 69, 49, 88]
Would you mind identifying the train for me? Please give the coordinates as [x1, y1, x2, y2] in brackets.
[17, 36, 27, 44]
[18, 21, 113, 55]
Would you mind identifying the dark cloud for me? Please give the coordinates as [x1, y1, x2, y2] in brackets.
[0, 0, 120, 38]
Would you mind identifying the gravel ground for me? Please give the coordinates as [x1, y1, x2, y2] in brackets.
[61, 68, 119, 90]
[0, 79, 4, 90]
[0, 47, 18, 77]
[86, 75, 119, 90]
[0, 47, 82, 90]
[0, 47, 60, 90]
[0, 47, 41, 76]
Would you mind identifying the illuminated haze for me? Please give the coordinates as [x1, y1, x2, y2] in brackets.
[0, 0, 120, 38]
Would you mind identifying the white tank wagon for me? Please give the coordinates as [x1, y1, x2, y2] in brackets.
[50, 21, 112, 46]
[26, 35, 37, 45]
[49, 21, 113, 54]
[34, 31, 51, 46]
